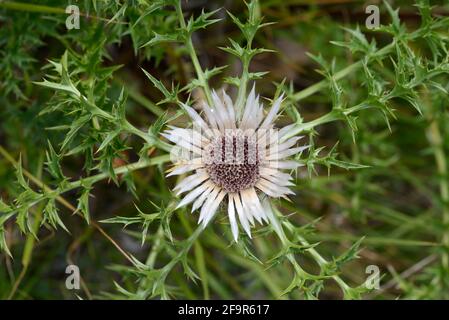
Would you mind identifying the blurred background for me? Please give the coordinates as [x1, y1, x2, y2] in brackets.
[1, 0, 449, 299]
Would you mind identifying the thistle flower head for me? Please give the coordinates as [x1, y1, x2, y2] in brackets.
[163, 86, 307, 240]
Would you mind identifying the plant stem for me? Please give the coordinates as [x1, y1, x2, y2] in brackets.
[270, 204, 353, 295]
[61, 155, 169, 191]
[0, 1, 127, 24]
[203, 231, 286, 298]
[283, 43, 396, 141]
[291, 43, 394, 103]
[155, 225, 205, 295]
[235, 57, 250, 119]
[114, 78, 164, 117]
[174, 0, 214, 107]
[0, 1, 66, 14]
[124, 121, 172, 152]
[282, 109, 343, 141]
[178, 212, 210, 299]
[423, 94, 449, 270]
[0, 145, 170, 264]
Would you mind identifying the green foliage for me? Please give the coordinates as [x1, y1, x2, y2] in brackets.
[1, 0, 449, 300]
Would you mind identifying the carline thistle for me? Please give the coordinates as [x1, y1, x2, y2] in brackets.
[163, 86, 308, 240]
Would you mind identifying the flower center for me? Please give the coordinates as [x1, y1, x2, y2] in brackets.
[204, 133, 260, 193]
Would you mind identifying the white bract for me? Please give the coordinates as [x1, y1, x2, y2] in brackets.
[163, 86, 307, 241]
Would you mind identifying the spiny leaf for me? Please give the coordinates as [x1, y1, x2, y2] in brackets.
[45, 141, 66, 181]
[185, 8, 221, 34]
[140, 32, 181, 48]
[0, 227, 12, 257]
[77, 184, 92, 224]
[141, 68, 179, 104]
[43, 198, 69, 233]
